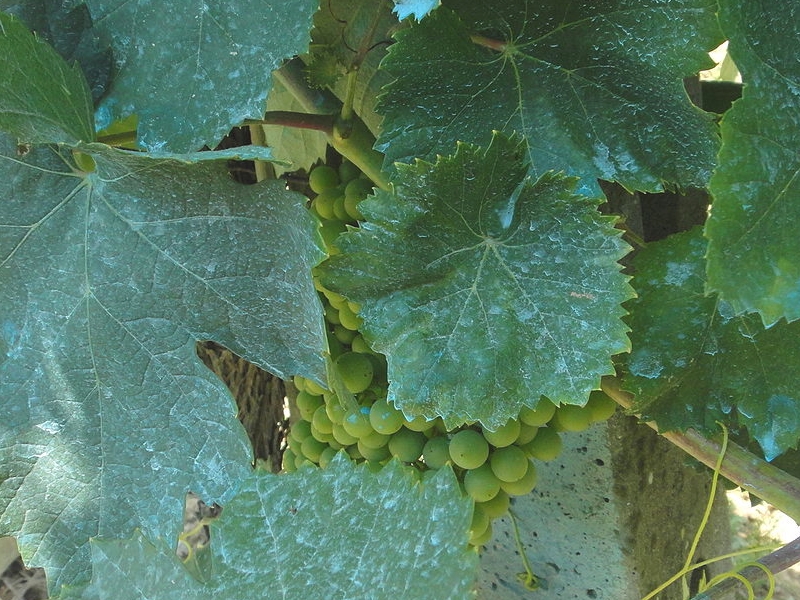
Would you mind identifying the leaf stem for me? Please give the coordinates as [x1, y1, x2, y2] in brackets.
[601, 376, 800, 523]
[245, 111, 336, 134]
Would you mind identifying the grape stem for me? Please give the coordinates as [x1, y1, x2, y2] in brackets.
[601, 376, 800, 523]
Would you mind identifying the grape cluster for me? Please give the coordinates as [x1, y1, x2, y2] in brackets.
[283, 162, 618, 548]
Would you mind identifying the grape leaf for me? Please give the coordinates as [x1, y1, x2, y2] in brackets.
[705, 0, 800, 326]
[60, 458, 477, 600]
[622, 228, 800, 461]
[392, 0, 440, 21]
[0, 0, 112, 104]
[319, 133, 633, 429]
[377, 1, 722, 194]
[86, 0, 316, 152]
[0, 11, 94, 145]
[0, 134, 328, 592]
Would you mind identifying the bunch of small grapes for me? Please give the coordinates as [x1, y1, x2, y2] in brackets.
[283, 162, 619, 548]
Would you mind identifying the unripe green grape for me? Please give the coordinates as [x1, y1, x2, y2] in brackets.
[388, 428, 427, 462]
[333, 324, 357, 345]
[357, 439, 391, 461]
[312, 187, 341, 220]
[322, 287, 348, 309]
[301, 435, 328, 463]
[342, 406, 374, 438]
[586, 390, 617, 422]
[482, 418, 521, 448]
[282, 448, 298, 472]
[331, 423, 359, 446]
[404, 414, 438, 432]
[500, 460, 537, 496]
[336, 195, 353, 222]
[338, 159, 361, 184]
[449, 429, 489, 469]
[359, 429, 391, 449]
[337, 302, 363, 331]
[287, 434, 302, 456]
[324, 304, 341, 325]
[521, 427, 562, 461]
[470, 520, 493, 547]
[469, 504, 489, 543]
[519, 398, 557, 427]
[516, 423, 539, 445]
[464, 463, 501, 502]
[346, 444, 363, 460]
[344, 177, 373, 201]
[304, 378, 328, 396]
[310, 422, 335, 444]
[289, 420, 312, 443]
[490, 445, 529, 482]
[312, 404, 334, 435]
[551, 404, 591, 432]
[369, 398, 405, 435]
[422, 435, 451, 469]
[318, 446, 338, 468]
[325, 397, 346, 425]
[335, 352, 374, 393]
[296, 391, 324, 422]
[295, 454, 313, 470]
[309, 164, 340, 194]
[343, 193, 364, 221]
[478, 490, 510, 519]
[293, 375, 308, 392]
[350, 334, 371, 354]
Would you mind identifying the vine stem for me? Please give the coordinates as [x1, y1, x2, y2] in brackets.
[601, 376, 800, 524]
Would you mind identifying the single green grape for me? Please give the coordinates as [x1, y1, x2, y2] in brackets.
[281, 448, 298, 472]
[449, 429, 489, 469]
[350, 334, 371, 353]
[293, 375, 308, 392]
[342, 406, 374, 438]
[337, 302, 363, 331]
[359, 429, 391, 449]
[304, 378, 328, 396]
[289, 420, 312, 443]
[333, 324, 357, 345]
[500, 460, 537, 496]
[333, 195, 350, 221]
[335, 352, 374, 394]
[551, 404, 591, 432]
[422, 435, 451, 469]
[325, 396, 347, 425]
[331, 423, 359, 446]
[482, 418, 521, 448]
[469, 504, 490, 543]
[586, 390, 617, 422]
[309, 164, 340, 194]
[310, 422, 335, 444]
[312, 187, 341, 220]
[521, 427, 562, 461]
[464, 462, 501, 502]
[388, 428, 427, 462]
[469, 521, 493, 547]
[519, 398, 557, 427]
[296, 391, 324, 422]
[516, 422, 539, 445]
[404, 414, 438, 433]
[300, 435, 328, 463]
[324, 304, 341, 325]
[312, 404, 334, 435]
[490, 445, 529, 482]
[318, 446, 338, 468]
[357, 439, 392, 461]
[369, 398, 405, 435]
[477, 490, 510, 519]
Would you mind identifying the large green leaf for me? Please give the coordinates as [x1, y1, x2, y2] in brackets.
[0, 11, 95, 145]
[59, 458, 477, 600]
[0, 135, 328, 592]
[320, 133, 632, 429]
[377, 1, 721, 194]
[622, 228, 800, 461]
[705, 0, 800, 326]
[87, 0, 316, 152]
